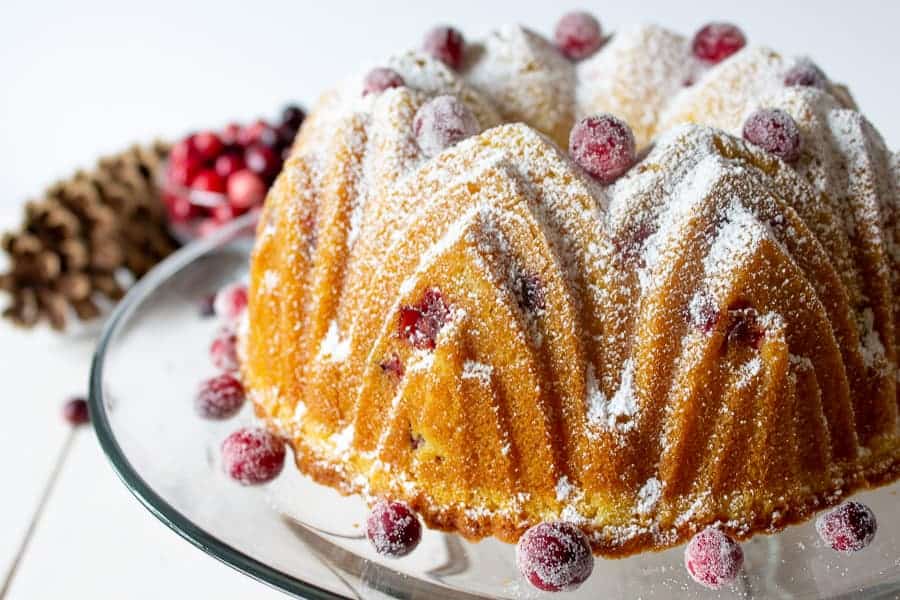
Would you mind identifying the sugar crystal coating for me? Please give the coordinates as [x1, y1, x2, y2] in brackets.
[692, 22, 746, 64]
[221, 426, 286, 485]
[684, 528, 744, 590]
[742, 108, 802, 163]
[816, 501, 877, 553]
[554, 11, 603, 60]
[516, 522, 594, 592]
[366, 500, 422, 557]
[413, 96, 480, 158]
[569, 114, 637, 184]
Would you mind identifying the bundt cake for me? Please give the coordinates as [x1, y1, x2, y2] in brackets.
[242, 16, 899, 557]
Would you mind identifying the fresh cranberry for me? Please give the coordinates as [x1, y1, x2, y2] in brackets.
[227, 169, 268, 210]
[569, 114, 637, 184]
[784, 58, 828, 90]
[212, 202, 238, 222]
[366, 500, 422, 557]
[195, 373, 245, 419]
[816, 501, 877, 554]
[210, 324, 240, 372]
[399, 288, 452, 350]
[214, 153, 246, 179]
[692, 23, 746, 64]
[192, 131, 224, 161]
[257, 124, 282, 149]
[422, 25, 465, 70]
[684, 528, 744, 590]
[169, 136, 198, 164]
[238, 120, 271, 147]
[213, 282, 248, 321]
[516, 522, 594, 592]
[62, 397, 90, 426]
[221, 427, 286, 485]
[515, 271, 545, 313]
[281, 105, 306, 129]
[363, 67, 405, 96]
[379, 354, 405, 379]
[554, 11, 603, 60]
[742, 108, 802, 163]
[220, 123, 243, 145]
[245, 144, 281, 179]
[413, 95, 479, 157]
[190, 169, 226, 194]
[166, 193, 200, 223]
[167, 154, 203, 187]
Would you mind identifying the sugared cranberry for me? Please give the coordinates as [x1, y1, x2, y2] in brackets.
[422, 25, 465, 70]
[516, 522, 594, 592]
[220, 123, 243, 145]
[379, 353, 405, 379]
[213, 282, 248, 321]
[214, 153, 246, 179]
[816, 501, 877, 554]
[195, 373, 245, 419]
[245, 144, 281, 179]
[554, 12, 603, 60]
[227, 169, 267, 210]
[569, 114, 637, 184]
[210, 324, 240, 372]
[192, 131, 224, 161]
[684, 528, 744, 590]
[515, 270, 545, 313]
[366, 500, 422, 557]
[238, 120, 271, 147]
[742, 108, 802, 163]
[784, 58, 828, 90]
[413, 95, 479, 158]
[363, 67, 405, 96]
[281, 105, 306, 130]
[62, 397, 90, 426]
[399, 288, 452, 350]
[190, 169, 226, 194]
[221, 427, 286, 485]
[692, 23, 746, 64]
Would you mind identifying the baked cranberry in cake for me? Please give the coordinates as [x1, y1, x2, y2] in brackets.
[422, 25, 465, 70]
[516, 522, 594, 592]
[221, 427, 286, 485]
[554, 11, 603, 60]
[684, 528, 743, 590]
[816, 501, 877, 553]
[399, 288, 451, 350]
[743, 108, 802, 164]
[366, 500, 422, 557]
[379, 353, 405, 379]
[195, 373, 245, 419]
[692, 23, 746, 64]
[515, 270, 545, 313]
[413, 95, 479, 157]
[725, 302, 765, 350]
[363, 68, 405, 96]
[569, 114, 637, 184]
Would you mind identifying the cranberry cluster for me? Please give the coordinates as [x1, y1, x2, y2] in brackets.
[163, 105, 305, 237]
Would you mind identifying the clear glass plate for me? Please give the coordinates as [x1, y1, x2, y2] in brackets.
[89, 214, 900, 599]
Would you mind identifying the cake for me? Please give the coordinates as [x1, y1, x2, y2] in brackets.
[242, 17, 899, 557]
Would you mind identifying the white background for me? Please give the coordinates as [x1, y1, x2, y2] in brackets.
[1, 1, 897, 598]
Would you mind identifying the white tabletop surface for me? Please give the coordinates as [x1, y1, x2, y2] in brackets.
[1, 0, 898, 598]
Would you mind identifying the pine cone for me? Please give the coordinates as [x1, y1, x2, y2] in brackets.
[1, 142, 180, 330]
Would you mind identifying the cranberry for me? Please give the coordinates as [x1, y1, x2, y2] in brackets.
[684, 528, 744, 590]
[515, 271, 545, 313]
[62, 397, 89, 426]
[379, 353, 405, 379]
[190, 169, 226, 194]
[213, 282, 248, 321]
[192, 131, 224, 161]
[413, 95, 479, 157]
[167, 154, 203, 187]
[554, 11, 603, 60]
[245, 144, 281, 179]
[366, 500, 422, 557]
[210, 324, 240, 372]
[221, 427, 286, 485]
[212, 202, 237, 222]
[399, 288, 451, 350]
[166, 193, 199, 223]
[257, 124, 283, 149]
[196, 218, 224, 238]
[169, 136, 198, 165]
[422, 25, 465, 70]
[569, 114, 637, 184]
[692, 23, 746, 64]
[363, 67, 405, 96]
[280, 105, 306, 130]
[516, 522, 594, 592]
[276, 123, 298, 148]
[227, 169, 268, 211]
[238, 120, 271, 147]
[816, 501, 877, 554]
[742, 108, 802, 163]
[214, 153, 245, 179]
[220, 123, 243, 145]
[195, 373, 245, 419]
[784, 58, 828, 90]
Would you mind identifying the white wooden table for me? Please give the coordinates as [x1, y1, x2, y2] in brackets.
[1, 1, 897, 598]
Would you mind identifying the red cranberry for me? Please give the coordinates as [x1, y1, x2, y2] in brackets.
[213, 282, 248, 321]
[215, 153, 246, 179]
[684, 528, 744, 590]
[220, 123, 243, 145]
[62, 397, 89, 426]
[192, 131, 224, 161]
[212, 202, 237, 222]
[280, 105, 306, 129]
[554, 11, 603, 60]
[221, 427, 286, 485]
[245, 144, 281, 179]
[210, 324, 240, 372]
[363, 67, 405, 96]
[742, 108, 802, 163]
[784, 58, 828, 90]
[366, 500, 422, 557]
[569, 114, 637, 184]
[227, 169, 267, 211]
[169, 136, 198, 164]
[692, 23, 746, 64]
[238, 120, 271, 147]
[379, 353, 405, 379]
[195, 373, 245, 419]
[167, 154, 203, 187]
[422, 25, 465, 70]
[166, 193, 200, 223]
[516, 522, 594, 592]
[816, 501, 877, 554]
[399, 288, 451, 350]
[413, 95, 479, 157]
[190, 169, 226, 194]
[276, 123, 298, 148]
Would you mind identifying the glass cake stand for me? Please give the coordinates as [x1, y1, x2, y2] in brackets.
[89, 214, 900, 599]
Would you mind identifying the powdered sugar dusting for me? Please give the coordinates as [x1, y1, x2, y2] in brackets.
[461, 360, 493, 386]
